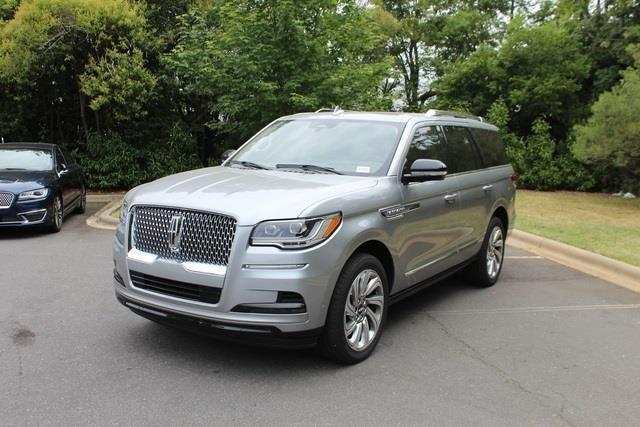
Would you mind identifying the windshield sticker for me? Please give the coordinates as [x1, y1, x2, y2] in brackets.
[356, 166, 371, 173]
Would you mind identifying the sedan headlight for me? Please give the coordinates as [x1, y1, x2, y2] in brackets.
[119, 199, 129, 223]
[251, 213, 342, 249]
[18, 188, 49, 201]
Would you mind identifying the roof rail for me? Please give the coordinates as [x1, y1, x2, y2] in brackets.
[315, 106, 344, 115]
[425, 109, 484, 122]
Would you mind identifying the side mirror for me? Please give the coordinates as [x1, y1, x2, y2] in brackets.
[220, 149, 236, 163]
[402, 159, 447, 184]
[57, 163, 68, 175]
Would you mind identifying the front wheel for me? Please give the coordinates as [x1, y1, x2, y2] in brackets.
[47, 195, 63, 233]
[464, 216, 506, 287]
[320, 253, 388, 364]
[75, 185, 86, 214]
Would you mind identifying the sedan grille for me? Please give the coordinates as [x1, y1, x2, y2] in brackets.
[132, 206, 237, 266]
[130, 271, 221, 304]
[0, 192, 13, 208]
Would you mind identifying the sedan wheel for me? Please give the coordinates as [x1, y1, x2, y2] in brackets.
[48, 196, 63, 233]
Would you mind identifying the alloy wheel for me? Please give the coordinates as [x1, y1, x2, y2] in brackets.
[344, 269, 384, 351]
[486, 226, 504, 279]
[54, 197, 63, 228]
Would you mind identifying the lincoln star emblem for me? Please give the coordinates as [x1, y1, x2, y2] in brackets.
[167, 215, 185, 252]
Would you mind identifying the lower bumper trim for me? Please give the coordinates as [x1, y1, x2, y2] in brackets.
[116, 293, 322, 349]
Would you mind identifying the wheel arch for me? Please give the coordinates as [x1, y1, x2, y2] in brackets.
[492, 205, 509, 233]
[349, 240, 396, 293]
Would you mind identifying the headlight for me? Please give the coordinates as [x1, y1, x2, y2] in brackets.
[251, 212, 342, 249]
[119, 199, 129, 223]
[18, 188, 49, 201]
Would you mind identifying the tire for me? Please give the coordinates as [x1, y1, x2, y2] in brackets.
[75, 185, 87, 214]
[463, 216, 506, 287]
[320, 253, 388, 364]
[47, 195, 63, 233]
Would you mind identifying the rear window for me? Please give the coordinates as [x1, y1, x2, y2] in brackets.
[468, 128, 508, 167]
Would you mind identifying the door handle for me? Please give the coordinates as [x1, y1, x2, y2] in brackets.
[482, 185, 493, 192]
[444, 193, 458, 204]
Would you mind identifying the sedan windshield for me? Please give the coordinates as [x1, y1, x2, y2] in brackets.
[0, 148, 53, 171]
[230, 119, 406, 176]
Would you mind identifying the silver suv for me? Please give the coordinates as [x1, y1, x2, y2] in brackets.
[113, 109, 516, 363]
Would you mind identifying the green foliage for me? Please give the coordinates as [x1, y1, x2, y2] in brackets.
[0, 0, 638, 191]
[77, 125, 201, 189]
[488, 99, 595, 191]
[574, 48, 640, 192]
[437, 20, 590, 140]
[81, 49, 157, 121]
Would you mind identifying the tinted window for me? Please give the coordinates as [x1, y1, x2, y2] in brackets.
[232, 119, 405, 176]
[443, 126, 481, 174]
[468, 128, 507, 167]
[0, 148, 53, 171]
[406, 126, 446, 167]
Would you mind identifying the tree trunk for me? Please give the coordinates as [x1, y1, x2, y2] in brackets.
[78, 88, 90, 141]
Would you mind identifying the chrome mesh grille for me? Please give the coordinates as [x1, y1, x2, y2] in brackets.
[0, 192, 13, 208]
[132, 206, 237, 265]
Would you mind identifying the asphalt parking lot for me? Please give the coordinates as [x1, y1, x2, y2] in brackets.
[2, 204, 640, 426]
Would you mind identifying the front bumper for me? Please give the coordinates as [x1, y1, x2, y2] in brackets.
[0, 195, 50, 226]
[116, 293, 322, 348]
[113, 222, 346, 337]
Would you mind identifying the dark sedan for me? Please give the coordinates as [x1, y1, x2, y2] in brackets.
[0, 143, 86, 232]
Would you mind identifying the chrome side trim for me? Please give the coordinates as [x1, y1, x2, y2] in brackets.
[242, 264, 308, 270]
[380, 202, 420, 220]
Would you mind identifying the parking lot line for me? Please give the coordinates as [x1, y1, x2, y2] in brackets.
[505, 255, 544, 259]
[429, 303, 640, 315]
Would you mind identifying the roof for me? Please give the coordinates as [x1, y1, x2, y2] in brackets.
[0, 142, 57, 150]
[282, 109, 498, 130]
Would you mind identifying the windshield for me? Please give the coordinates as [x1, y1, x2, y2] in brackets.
[0, 148, 54, 171]
[230, 119, 406, 176]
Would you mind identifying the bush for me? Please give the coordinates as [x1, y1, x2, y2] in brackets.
[77, 126, 202, 190]
[487, 100, 596, 191]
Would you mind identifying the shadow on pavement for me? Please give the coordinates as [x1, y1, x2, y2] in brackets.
[116, 277, 475, 373]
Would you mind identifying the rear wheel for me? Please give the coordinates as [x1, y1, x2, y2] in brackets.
[320, 253, 388, 364]
[463, 216, 505, 287]
[47, 195, 63, 233]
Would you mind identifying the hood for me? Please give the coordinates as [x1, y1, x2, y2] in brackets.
[128, 166, 379, 226]
[0, 170, 56, 194]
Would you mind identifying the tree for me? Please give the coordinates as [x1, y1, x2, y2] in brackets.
[436, 19, 590, 141]
[163, 0, 392, 161]
[574, 46, 640, 191]
[373, 0, 510, 111]
[0, 0, 153, 141]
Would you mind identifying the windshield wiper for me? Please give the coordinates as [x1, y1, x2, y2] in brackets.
[228, 160, 271, 170]
[1, 168, 28, 171]
[276, 164, 343, 175]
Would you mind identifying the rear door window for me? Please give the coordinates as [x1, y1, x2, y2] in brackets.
[442, 126, 482, 174]
[468, 128, 508, 167]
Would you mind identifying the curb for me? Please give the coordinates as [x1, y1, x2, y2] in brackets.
[86, 198, 120, 231]
[509, 229, 640, 293]
[87, 193, 125, 204]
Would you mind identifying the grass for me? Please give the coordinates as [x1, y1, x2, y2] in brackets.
[515, 190, 640, 266]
